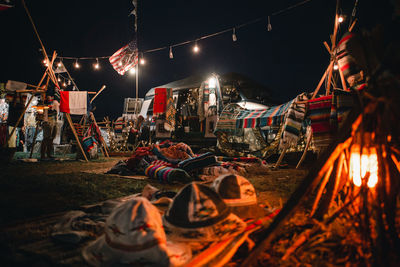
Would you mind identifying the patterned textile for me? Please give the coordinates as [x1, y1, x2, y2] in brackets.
[144, 164, 192, 183]
[336, 32, 363, 83]
[177, 152, 217, 173]
[215, 100, 294, 134]
[308, 95, 333, 134]
[330, 89, 354, 131]
[164, 88, 176, 131]
[153, 88, 167, 115]
[148, 159, 175, 168]
[126, 146, 153, 170]
[279, 93, 308, 149]
[153, 142, 194, 163]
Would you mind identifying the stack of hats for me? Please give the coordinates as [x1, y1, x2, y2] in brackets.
[82, 197, 191, 266]
[211, 174, 268, 220]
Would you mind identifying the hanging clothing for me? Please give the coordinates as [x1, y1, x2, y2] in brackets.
[164, 88, 176, 131]
[153, 88, 167, 115]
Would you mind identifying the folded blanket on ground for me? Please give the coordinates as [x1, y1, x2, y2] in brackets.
[145, 164, 192, 183]
[178, 152, 217, 172]
[216, 156, 261, 163]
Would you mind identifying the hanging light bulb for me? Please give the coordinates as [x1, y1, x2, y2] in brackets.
[193, 41, 199, 53]
[74, 59, 80, 69]
[57, 61, 62, 67]
[68, 79, 71, 85]
[94, 58, 100, 69]
[57, 76, 61, 82]
[169, 46, 174, 59]
[129, 67, 136, 75]
[338, 16, 344, 23]
[62, 81, 67, 87]
[43, 59, 49, 67]
[334, 64, 339, 70]
[232, 28, 237, 42]
[267, 16, 272, 31]
[139, 53, 146, 65]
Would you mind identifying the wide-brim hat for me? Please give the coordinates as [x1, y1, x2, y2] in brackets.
[211, 174, 268, 219]
[163, 182, 246, 242]
[82, 197, 191, 267]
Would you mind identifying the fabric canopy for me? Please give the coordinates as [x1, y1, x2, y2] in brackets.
[215, 99, 294, 133]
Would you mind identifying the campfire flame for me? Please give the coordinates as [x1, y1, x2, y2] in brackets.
[350, 146, 378, 188]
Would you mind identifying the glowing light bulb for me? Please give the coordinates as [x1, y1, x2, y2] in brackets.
[140, 58, 145, 65]
[169, 46, 174, 59]
[129, 68, 136, 75]
[57, 61, 62, 67]
[193, 43, 199, 53]
[57, 77, 61, 82]
[232, 28, 237, 42]
[338, 16, 344, 23]
[74, 61, 80, 68]
[62, 82, 67, 87]
[334, 65, 339, 70]
[94, 58, 100, 69]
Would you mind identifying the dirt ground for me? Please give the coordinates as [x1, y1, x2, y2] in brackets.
[0, 155, 308, 265]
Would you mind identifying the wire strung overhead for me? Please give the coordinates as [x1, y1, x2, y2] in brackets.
[56, 0, 313, 64]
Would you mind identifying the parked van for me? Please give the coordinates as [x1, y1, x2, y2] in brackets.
[139, 72, 275, 148]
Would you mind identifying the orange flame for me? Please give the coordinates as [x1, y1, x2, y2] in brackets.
[350, 146, 378, 188]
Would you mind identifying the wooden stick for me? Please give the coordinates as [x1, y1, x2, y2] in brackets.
[90, 85, 106, 104]
[274, 148, 287, 169]
[338, 66, 348, 91]
[348, 18, 357, 32]
[90, 112, 109, 157]
[310, 164, 334, 217]
[326, 62, 334, 95]
[296, 130, 313, 169]
[312, 61, 334, 99]
[65, 113, 88, 162]
[323, 41, 331, 54]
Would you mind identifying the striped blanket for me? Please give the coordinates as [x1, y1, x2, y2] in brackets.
[215, 99, 294, 133]
[279, 93, 308, 149]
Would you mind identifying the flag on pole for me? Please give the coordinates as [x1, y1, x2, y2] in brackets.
[109, 40, 138, 75]
[60, 91, 88, 115]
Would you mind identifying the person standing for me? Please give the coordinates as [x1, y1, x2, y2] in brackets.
[41, 86, 60, 159]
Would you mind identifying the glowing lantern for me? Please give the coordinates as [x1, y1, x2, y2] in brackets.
[350, 145, 378, 188]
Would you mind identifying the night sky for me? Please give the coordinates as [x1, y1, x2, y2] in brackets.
[0, 0, 393, 119]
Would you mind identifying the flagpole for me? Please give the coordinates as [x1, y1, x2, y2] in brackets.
[136, 64, 138, 102]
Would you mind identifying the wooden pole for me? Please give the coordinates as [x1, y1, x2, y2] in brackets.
[310, 164, 334, 217]
[89, 112, 109, 157]
[296, 129, 313, 169]
[338, 67, 348, 91]
[274, 148, 287, 169]
[65, 113, 88, 162]
[311, 61, 334, 99]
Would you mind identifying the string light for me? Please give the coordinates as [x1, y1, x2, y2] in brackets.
[139, 53, 146, 65]
[129, 67, 136, 75]
[193, 41, 199, 53]
[57, 61, 62, 67]
[267, 16, 272, 31]
[57, 76, 61, 82]
[54, 0, 312, 66]
[334, 64, 339, 70]
[338, 16, 344, 23]
[169, 46, 174, 59]
[232, 28, 237, 42]
[67, 79, 71, 85]
[94, 58, 100, 69]
[74, 59, 80, 69]
[62, 81, 67, 87]
[43, 59, 48, 67]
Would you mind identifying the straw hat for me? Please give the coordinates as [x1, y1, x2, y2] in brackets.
[211, 174, 267, 219]
[82, 197, 191, 266]
[163, 182, 246, 242]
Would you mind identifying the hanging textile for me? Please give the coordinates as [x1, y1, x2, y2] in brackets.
[197, 82, 205, 121]
[164, 88, 176, 131]
[279, 93, 308, 149]
[153, 88, 167, 115]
